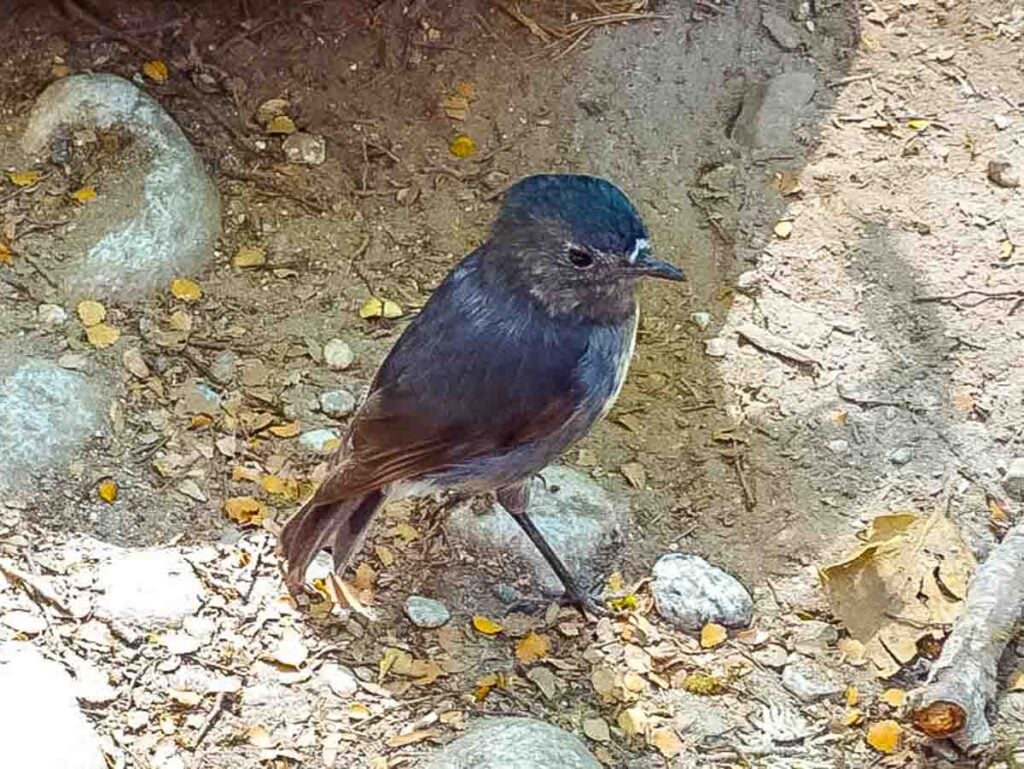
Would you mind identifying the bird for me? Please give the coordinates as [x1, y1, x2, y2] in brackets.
[280, 173, 684, 615]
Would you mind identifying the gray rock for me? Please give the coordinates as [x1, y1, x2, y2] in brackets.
[791, 619, 838, 654]
[319, 388, 356, 419]
[95, 549, 203, 627]
[319, 663, 358, 698]
[37, 303, 68, 324]
[732, 72, 818, 150]
[889, 446, 913, 466]
[422, 717, 600, 769]
[209, 350, 237, 384]
[323, 338, 354, 370]
[1004, 458, 1024, 501]
[21, 74, 220, 299]
[282, 132, 326, 165]
[405, 595, 451, 629]
[781, 658, 843, 703]
[449, 466, 623, 593]
[753, 644, 789, 669]
[299, 428, 340, 452]
[988, 159, 1020, 188]
[705, 337, 728, 357]
[0, 642, 105, 769]
[827, 439, 849, 455]
[0, 357, 107, 493]
[651, 553, 753, 631]
[761, 9, 802, 49]
[690, 311, 711, 330]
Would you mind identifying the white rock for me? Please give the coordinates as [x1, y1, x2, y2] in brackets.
[21, 74, 220, 299]
[319, 389, 356, 419]
[0, 642, 105, 769]
[450, 466, 623, 593]
[781, 658, 843, 702]
[94, 549, 203, 627]
[732, 71, 818, 149]
[69, 657, 117, 704]
[282, 132, 326, 165]
[319, 663, 359, 698]
[651, 553, 753, 631]
[404, 595, 451, 629]
[37, 303, 68, 324]
[705, 337, 728, 357]
[791, 619, 838, 654]
[323, 339, 354, 370]
[994, 114, 1012, 131]
[421, 717, 600, 769]
[1004, 457, 1024, 501]
[0, 358, 107, 493]
[753, 644, 789, 669]
[690, 311, 711, 330]
[299, 428, 340, 452]
[162, 632, 203, 656]
[1, 610, 47, 635]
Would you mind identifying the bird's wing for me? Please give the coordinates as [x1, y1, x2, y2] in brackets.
[306, 256, 592, 507]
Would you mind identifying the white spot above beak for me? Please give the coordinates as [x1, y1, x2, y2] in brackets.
[627, 238, 650, 265]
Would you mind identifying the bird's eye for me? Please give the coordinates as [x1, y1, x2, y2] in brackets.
[567, 246, 594, 269]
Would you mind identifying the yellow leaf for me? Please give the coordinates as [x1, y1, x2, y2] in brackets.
[232, 246, 266, 268]
[190, 414, 213, 429]
[952, 391, 975, 412]
[880, 687, 906, 708]
[381, 299, 403, 318]
[391, 522, 419, 543]
[650, 728, 682, 758]
[268, 420, 301, 438]
[865, 719, 902, 753]
[455, 81, 476, 99]
[681, 672, 725, 695]
[449, 134, 477, 158]
[348, 702, 372, 720]
[617, 706, 647, 738]
[844, 708, 863, 726]
[98, 479, 118, 503]
[776, 171, 803, 196]
[353, 562, 376, 590]
[700, 622, 727, 649]
[8, 170, 40, 187]
[247, 725, 274, 748]
[168, 309, 191, 332]
[1000, 240, 1015, 260]
[907, 118, 930, 131]
[988, 496, 1008, 523]
[71, 186, 97, 203]
[223, 496, 266, 526]
[359, 296, 404, 320]
[52, 63, 71, 78]
[845, 686, 860, 707]
[514, 632, 549, 664]
[170, 278, 202, 302]
[1009, 670, 1024, 690]
[168, 689, 201, 707]
[472, 615, 503, 635]
[86, 323, 121, 349]
[473, 672, 507, 702]
[77, 299, 106, 327]
[266, 115, 296, 135]
[0, 242, 11, 264]
[387, 729, 438, 748]
[606, 572, 624, 593]
[773, 220, 793, 239]
[142, 60, 169, 82]
[375, 545, 395, 566]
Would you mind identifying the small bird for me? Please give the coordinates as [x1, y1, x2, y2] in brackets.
[281, 174, 684, 614]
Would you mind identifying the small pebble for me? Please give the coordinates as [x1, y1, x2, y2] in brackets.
[651, 553, 753, 632]
[319, 389, 356, 419]
[323, 339, 354, 371]
[735, 269, 763, 293]
[827, 439, 849, 455]
[988, 159, 1020, 189]
[1003, 457, 1024, 501]
[994, 114, 1012, 131]
[404, 595, 451, 629]
[209, 350, 237, 384]
[37, 303, 68, 324]
[792, 619, 839, 654]
[319, 663, 358, 698]
[781, 658, 843, 702]
[753, 644, 788, 669]
[283, 132, 326, 165]
[690, 311, 711, 331]
[705, 337, 728, 358]
[299, 428, 339, 452]
[889, 447, 913, 466]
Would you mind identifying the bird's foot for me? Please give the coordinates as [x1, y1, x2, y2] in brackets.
[501, 585, 608, 621]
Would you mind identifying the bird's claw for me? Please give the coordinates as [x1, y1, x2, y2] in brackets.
[503, 586, 608, 622]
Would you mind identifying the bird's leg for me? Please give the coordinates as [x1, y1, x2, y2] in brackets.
[496, 482, 605, 619]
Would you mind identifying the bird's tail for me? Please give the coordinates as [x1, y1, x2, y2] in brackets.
[279, 489, 385, 592]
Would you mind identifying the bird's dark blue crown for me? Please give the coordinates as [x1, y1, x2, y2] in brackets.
[496, 174, 648, 255]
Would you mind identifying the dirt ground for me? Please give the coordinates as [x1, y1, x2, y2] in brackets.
[1, 0, 1023, 767]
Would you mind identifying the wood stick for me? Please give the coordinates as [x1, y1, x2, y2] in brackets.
[910, 522, 1024, 753]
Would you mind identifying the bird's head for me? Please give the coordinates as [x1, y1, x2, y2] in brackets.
[484, 174, 684, 321]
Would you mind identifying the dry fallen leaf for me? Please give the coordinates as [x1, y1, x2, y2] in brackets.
[247, 725, 274, 748]
[1000, 240, 1015, 260]
[865, 720, 902, 753]
[375, 545, 395, 567]
[359, 296, 404, 319]
[880, 688, 906, 708]
[700, 622, 728, 649]
[223, 496, 267, 527]
[449, 134, 477, 158]
[845, 686, 860, 707]
[582, 717, 610, 743]
[232, 246, 266, 269]
[844, 708, 863, 726]
[170, 278, 202, 302]
[776, 171, 803, 196]
[514, 632, 549, 664]
[77, 300, 106, 327]
[820, 510, 976, 677]
[0, 242, 11, 264]
[907, 118, 930, 131]
[1009, 670, 1024, 690]
[97, 479, 118, 503]
[268, 420, 301, 438]
[618, 706, 648, 738]
[348, 702, 372, 720]
[952, 391, 975, 412]
[474, 672, 507, 702]
[8, 170, 40, 187]
[86, 323, 121, 349]
[773, 220, 793, 239]
[168, 689, 201, 707]
[142, 60, 169, 82]
[353, 562, 376, 591]
[650, 728, 683, 758]
[988, 495, 1009, 524]
[386, 729, 438, 748]
[472, 615, 503, 636]
[266, 115, 296, 135]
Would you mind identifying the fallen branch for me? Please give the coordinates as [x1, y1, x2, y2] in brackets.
[910, 522, 1024, 753]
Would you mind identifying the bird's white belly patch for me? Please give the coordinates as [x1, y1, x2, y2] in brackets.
[598, 304, 638, 421]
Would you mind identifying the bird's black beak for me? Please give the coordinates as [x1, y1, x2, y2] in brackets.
[632, 249, 685, 282]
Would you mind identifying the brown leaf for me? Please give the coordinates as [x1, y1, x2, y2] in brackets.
[514, 632, 549, 664]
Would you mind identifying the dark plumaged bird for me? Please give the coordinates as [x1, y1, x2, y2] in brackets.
[280, 174, 684, 615]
